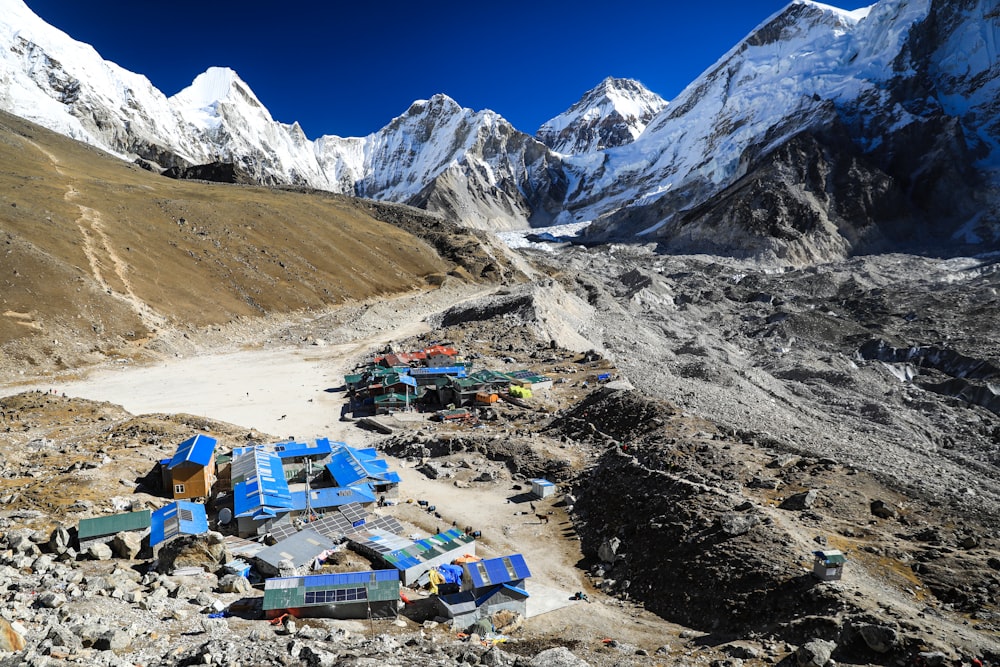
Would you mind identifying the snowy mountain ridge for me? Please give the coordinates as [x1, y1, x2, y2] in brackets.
[1, 0, 998, 261]
[535, 77, 667, 155]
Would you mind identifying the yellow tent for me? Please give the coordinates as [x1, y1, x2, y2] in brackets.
[509, 385, 532, 399]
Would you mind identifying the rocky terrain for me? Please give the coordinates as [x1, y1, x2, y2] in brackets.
[0, 90, 998, 666]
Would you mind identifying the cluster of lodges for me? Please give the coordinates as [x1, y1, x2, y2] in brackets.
[345, 344, 553, 416]
[76, 432, 532, 627]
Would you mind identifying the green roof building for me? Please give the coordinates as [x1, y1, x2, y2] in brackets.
[77, 509, 152, 549]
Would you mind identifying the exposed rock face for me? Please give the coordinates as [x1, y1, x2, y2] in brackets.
[162, 161, 259, 185]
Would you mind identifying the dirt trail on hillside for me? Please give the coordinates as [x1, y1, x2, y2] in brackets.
[28, 138, 169, 334]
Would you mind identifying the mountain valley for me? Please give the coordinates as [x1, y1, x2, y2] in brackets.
[0, 0, 999, 665]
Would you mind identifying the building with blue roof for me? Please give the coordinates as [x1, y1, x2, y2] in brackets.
[226, 440, 398, 537]
[150, 500, 209, 549]
[161, 434, 217, 500]
[263, 569, 400, 620]
[325, 443, 400, 499]
[435, 554, 531, 629]
[290, 485, 377, 513]
[461, 554, 531, 590]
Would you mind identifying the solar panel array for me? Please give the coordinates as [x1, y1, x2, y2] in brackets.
[263, 503, 389, 543]
[310, 512, 357, 539]
[338, 502, 367, 524]
[268, 522, 300, 542]
[357, 515, 404, 535]
[467, 554, 531, 588]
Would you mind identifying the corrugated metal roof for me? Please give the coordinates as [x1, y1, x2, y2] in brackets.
[272, 439, 334, 459]
[437, 590, 477, 615]
[290, 484, 376, 511]
[263, 569, 399, 611]
[254, 528, 336, 570]
[374, 393, 409, 404]
[223, 535, 268, 559]
[78, 510, 151, 541]
[151, 501, 208, 547]
[168, 434, 217, 469]
[465, 554, 531, 588]
[351, 528, 474, 574]
[233, 472, 293, 518]
[325, 447, 368, 486]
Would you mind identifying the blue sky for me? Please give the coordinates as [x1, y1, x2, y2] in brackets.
[25, 0, 870, 140]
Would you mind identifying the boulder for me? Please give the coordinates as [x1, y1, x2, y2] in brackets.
[959, 535, 979, 549]
[46, 623, 83, 650]
[720, 512, 760, 536]
[856, 623, 898, 653]
[94, 628, 132, 651]
[111, 531, 143, 559]
[36, 591, 66, 609]
[917, 652, 948, 667]
[492, 609, 523, 634]
[870, 499, 896, 519]
[47, 525, 72, 554]
[155, 532, 229, 574]
[0, 619, 26, 652]
[86, 542, 113, 561]
[782, 489, 818, 511]
[796, 639, 836, 667]
[529, 646, 592, 667]
[218, 574, 253, 595]
[598, 537, 622, 564]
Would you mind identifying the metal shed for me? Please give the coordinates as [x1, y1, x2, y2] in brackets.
[77, 509, 151, 551]
[812, 549, 846, 581]
[150, 501, 208, 548]
[254, 527, 337, 577]
[530, 479, 556, 499]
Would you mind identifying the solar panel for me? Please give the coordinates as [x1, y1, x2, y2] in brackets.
[338, 503, 367, 524]
[361, 515, 404, 535]
[310, 512, 354, 539]
[269, 523, 300, 542]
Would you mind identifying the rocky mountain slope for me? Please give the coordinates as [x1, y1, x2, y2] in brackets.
[3, 0, 997, 260]
[576, 0, 1000, 257]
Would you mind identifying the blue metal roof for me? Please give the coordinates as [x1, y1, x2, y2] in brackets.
[290, 484, 376, 511]
[325, 443, 393, 487]
[325, 448, 367, 487]
[168, 434, 217, 469]
[233, 468, 293, 519]
[465, 554, 531, 588]
[272, 439, 335, 459]
[150, 500, 208, 547]
[408, 366, 467, 378]
[299, 570, 399, 587]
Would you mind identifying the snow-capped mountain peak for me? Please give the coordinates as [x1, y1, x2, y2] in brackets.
[1, 0, 998, 260]
[172, 67, 263, 110]
[536, 77, 666, 155]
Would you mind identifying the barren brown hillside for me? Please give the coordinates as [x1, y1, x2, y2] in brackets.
[0, 111, 513, 375]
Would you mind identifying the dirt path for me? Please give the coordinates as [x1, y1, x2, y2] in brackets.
[27, 138, 168, 334]
[0, 282, 500, 440]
